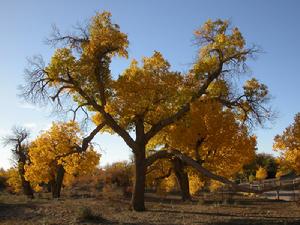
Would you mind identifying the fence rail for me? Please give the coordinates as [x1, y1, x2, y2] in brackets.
[237, 176, 300, 201]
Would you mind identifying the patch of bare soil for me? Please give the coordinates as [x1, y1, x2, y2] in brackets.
[0, 192, 300, 225]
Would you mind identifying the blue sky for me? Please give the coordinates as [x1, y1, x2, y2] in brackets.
[0, 0, 299, 169]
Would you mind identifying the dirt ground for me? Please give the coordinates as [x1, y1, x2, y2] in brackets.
[0, 192, 300, 225]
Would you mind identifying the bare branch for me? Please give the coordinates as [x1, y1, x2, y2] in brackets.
[81, 122, 105, 152]
[46, 24, 89, 50]
[2, 126, 30, 163]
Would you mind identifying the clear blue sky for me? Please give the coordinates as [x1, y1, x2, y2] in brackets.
[1, 0, 299, 169]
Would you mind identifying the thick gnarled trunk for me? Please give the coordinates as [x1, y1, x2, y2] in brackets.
[131, 145, 146, 211]
[21, 178, 34, 199]
[51, 165, 65, 198]
[18, 163, 34, 199]
[172, 157, 191, 201]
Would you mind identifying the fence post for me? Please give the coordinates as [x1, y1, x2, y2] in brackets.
[293, 179, 296, 201]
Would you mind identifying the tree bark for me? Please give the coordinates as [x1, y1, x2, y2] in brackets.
[18, 163, 34, 199]
[46, 182, 51, 193]
[51, 165, 65, 198]
[172, 157, 191, 201]
[50, 180, 57, 198]
[131, 145, 146, 211]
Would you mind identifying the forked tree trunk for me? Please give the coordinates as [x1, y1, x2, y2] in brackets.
[51, 165, 65, 198]
[131, 145, 146, 211]
[18, 163, 34, 199]
[172, 157, 191, 201]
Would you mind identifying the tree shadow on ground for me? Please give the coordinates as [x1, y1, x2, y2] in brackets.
[0, 202, 40, 222]
[0, 202, 163, 225]
[144, 193, 196, 205]
[149, 209, 300, 222]
[144, 193, 291, 206]
[149, 209, 241, 218]
[79, 216, 171, 225]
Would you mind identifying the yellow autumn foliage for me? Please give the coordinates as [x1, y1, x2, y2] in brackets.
[150, 101, 256, 177]
[255, 167, 267, 180]
[188, 169, 205, 194]
[25, 121, 100, 186]
[273, 113, 300, 174]
[5, 168, 22, 193]
[192, 19, 246, 79]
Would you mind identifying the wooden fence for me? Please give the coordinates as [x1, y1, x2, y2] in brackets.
[238, 176, 300, 201]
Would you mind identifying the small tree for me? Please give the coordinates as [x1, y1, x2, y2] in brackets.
[5, 168, 22, 194]
[25, 121, 100, 198]
[273, 113, 300, 174]
[2, 127, 34, 198]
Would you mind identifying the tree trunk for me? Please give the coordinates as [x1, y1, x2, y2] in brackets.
[47, 182, 51, 193]
[18, 163, 34, 199]
[22, 179, 34, 199]
[51, 165, 65, 198]
[50, 180, 57, 198]
[131, 146, 146, 211]
[172, 157, 191, 201]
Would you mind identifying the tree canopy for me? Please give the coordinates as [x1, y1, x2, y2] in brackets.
[25, 121, 100, 197]
[274, 113, 300, 174]
[21, 12, 272, 211]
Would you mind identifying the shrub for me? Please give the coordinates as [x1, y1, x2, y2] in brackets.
[76, 206, 107, 223]
[248, 174, 255, 183]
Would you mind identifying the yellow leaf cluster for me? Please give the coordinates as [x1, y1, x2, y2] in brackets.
[6, 168, 22, 193]
[44, 12, 129, 108]
[192, 19, 246, 79]
[84, 11, 128, 58]
[273, 113, 300, 174]
[188, 168, 205, 194]
[46, 48, 77, 82]
[255, 166, 267, 180]
[209, 180, 223, 192]
[156, 174, 177, 195]
[94, 51, 190, 131]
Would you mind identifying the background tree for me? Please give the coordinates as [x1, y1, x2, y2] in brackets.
[2, 127, 34, 198]
[5, 168, 23, 194]
[146, 158, 180, 197]
[103, 161, 133, 196]
[24, 121, 100, 198]
[273, 113, 300, 174]
[21, 12, 271, 211]
[255, 166, 268, 181]
[237, 153, 279, 182]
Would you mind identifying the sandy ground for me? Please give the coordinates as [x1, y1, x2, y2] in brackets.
[0, 192, 300, 225]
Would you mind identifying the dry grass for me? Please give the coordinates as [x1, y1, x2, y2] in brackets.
[0, 191, 300, 225]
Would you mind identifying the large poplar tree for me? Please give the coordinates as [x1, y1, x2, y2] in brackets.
[21, 12, 271, 211]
